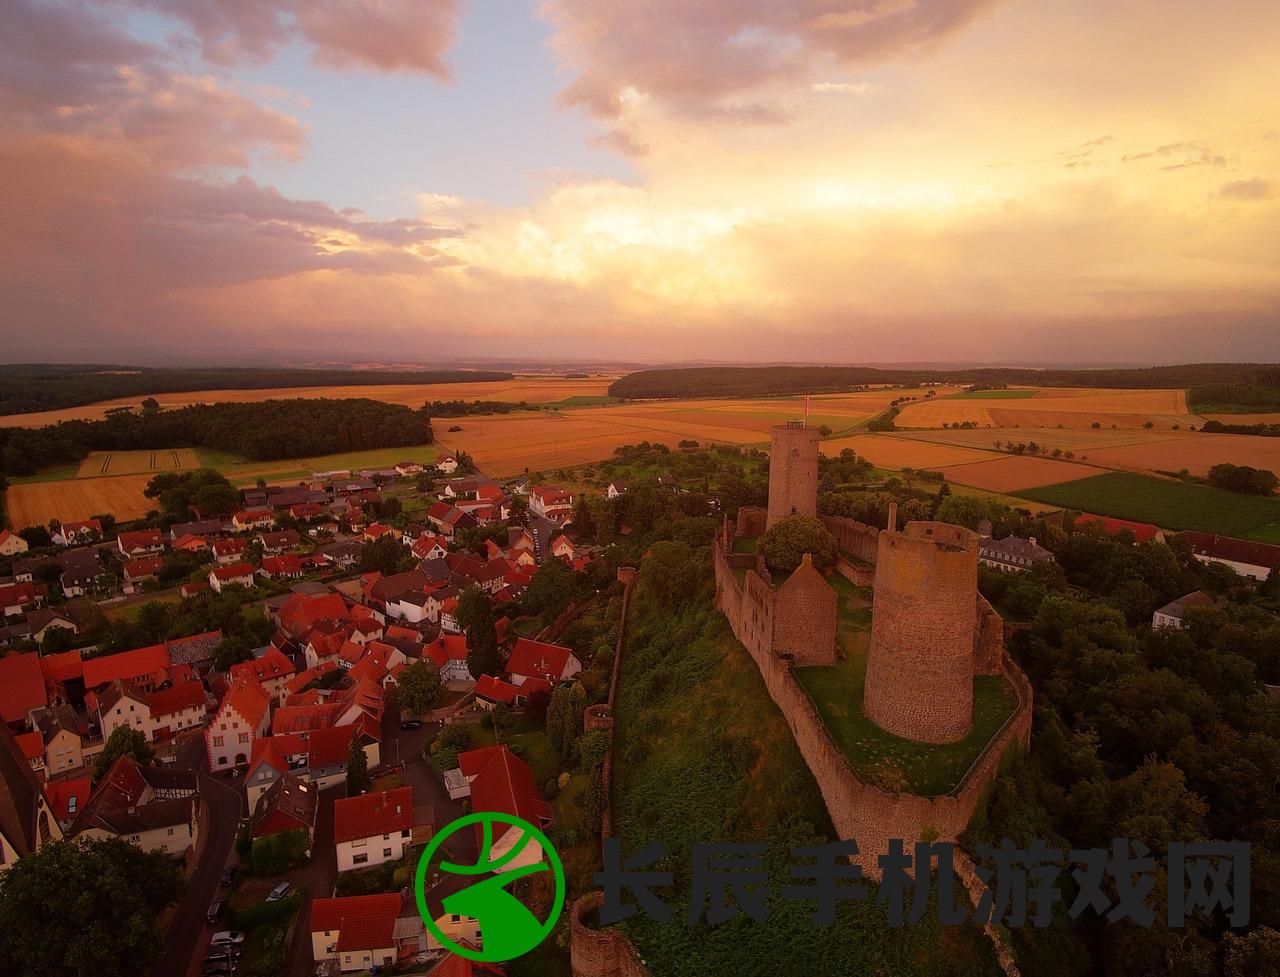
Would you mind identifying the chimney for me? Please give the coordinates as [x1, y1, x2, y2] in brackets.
[1029, 537, 1037, 547]
[887, 503, 898, 534]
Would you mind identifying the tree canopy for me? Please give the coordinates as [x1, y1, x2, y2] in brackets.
[758, 515, 838, 577]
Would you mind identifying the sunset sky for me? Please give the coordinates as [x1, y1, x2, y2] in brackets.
[3, 0, 1278, 364]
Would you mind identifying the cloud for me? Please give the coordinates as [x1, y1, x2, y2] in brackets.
[126, 0, 461, 76]
[811, 81, 878, 94]
[1121, 140, 1226, 170]
[541, 0, 1002, 122]
[1216, 178, 1273, 201]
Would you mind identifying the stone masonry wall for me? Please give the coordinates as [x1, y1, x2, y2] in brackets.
[771, 555, 838, 666]
[821, 514, 880, 566]
[864, 522, 980, 744]
[570, 893, 650, 977]
[712, 538, 1032, 880]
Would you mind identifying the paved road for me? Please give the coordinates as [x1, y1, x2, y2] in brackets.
[152, 771, 243, 977]
[528, 513, 558, 565]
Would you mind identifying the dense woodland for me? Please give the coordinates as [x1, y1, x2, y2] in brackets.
[0, 398, 432, 478]
[0, 365, 511, 415]
[608, 363, 1280, 403]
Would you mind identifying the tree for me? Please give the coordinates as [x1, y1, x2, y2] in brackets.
[397, 661, 443, 715]
[457, 587, 502, 678]
[345, 735, 371, 795]
[546, 682, 587, 761]
[757, 515, 838, 577]
[94, 726, 155, 779]
[637, 540, 700, 607]
[523, 557, 577, 621]
[213, 634, 253, 672]
[0, 837, 184, 977]
[359, 536, 413, 574]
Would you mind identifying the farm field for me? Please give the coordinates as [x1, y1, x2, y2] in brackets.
[1017, 471, 1280, 542]
[936, 456, 1106, 493]
[1070, 432, 1280, 479]
[893, 427, 1170, 455]
[895, 387, 1195, 430]
[75, 448, 200, 478]
[206, 445, 441, 486]
[6, 474, 157, 527]
[955, 388, 1038, 399]
[0, 375, 618, 428]
[818, 434, 1001, 470]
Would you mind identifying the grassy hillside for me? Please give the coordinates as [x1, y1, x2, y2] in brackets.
[1016, 471, 1280, 542]
[611, 583, 1001, 977]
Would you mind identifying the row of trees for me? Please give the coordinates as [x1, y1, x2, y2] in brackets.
[0, 397, 433, 477]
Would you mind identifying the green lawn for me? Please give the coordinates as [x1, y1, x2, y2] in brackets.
[546, 395, 623, 407]
[506, 729, 559, 785]
[211, 444, 440, 486]
[954, 389, 1038, 399]
[1016, 470, 1280, 542]
[796, 656, 1016, 796]
[8, 463, 82, 484]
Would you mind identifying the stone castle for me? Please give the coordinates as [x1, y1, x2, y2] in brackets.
[569, 423, 1033, 977]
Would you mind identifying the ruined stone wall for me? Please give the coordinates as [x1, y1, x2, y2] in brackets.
[771, 555, 838, 666]
[864, 521, 980, 744]
[974, 595, 1005, 676]
[712, 537, 1032, 880]
[570, 893, 650, 977]
[767, 423, 820, 530]
[821, 514, 880, 566]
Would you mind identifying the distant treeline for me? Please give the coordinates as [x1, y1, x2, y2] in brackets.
[0, 399, 431, 478]
[1200, 419, 1280, 438]
[608, 363, 1280, 400]
[1187, 369, 1280, 412]
[424, 400, 542, 417]
[0, 365, 513, 416]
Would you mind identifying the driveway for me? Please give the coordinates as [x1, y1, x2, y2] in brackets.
[151, 771, 242, 977]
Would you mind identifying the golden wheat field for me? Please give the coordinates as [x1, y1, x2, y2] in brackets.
[7, 475, 157, 526]
[1073, 432, 1280, 479]
[0, 376, 619, 428]
[75, 448, 201, 478]
[896, 427, 1173, 454]
[895, 388, 1194, 430]
[937, 456, 1106, 492]
[819, 434, 1001, 470]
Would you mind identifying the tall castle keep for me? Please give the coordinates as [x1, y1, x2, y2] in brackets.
[864, 515, 981, 744]
[766, 420, 820, 529]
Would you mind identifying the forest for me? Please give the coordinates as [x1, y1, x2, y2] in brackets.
[0, 364, 512, 415]
[0, 398, 432, 477]
[608, 363, 1280, 401]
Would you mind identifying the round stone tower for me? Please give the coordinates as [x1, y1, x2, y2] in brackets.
[766, 421, 820, 530]
[863, 520, 980, 744]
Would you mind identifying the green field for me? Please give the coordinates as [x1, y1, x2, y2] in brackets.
[954, 389, 1038, 399]
[197, 444, 440, 486]
[545, 395, 623, 407]
[1016, 471, 1280, 543]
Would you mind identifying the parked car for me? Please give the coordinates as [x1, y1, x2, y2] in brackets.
[219, 865, 237, 887]
[206, 900, 225, 923]
[210, 930, 245, 947]
[265, 882, 291, 902]
[205, 949, 239, 965]
[201, 964, 233, 977]
[401, 719, 423, 730]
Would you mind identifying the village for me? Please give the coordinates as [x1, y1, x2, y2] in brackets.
[0, 448, 615, 977]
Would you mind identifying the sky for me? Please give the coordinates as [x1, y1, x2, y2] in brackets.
[2, 0, 1278, 365]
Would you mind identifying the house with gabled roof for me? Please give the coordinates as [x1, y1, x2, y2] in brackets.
[31, 704, 86, 774]
[210, 562, 256, 593]
[505, 638, 582, 688]
[0, 652, 48, 729]
[232, 509, 276, 532]
[212, 537, 248, 564]
[310, 893, 403, 974]
[251, 772, 317, 845]
[70, 755, 198, 856]
[82, 642, 171, 692]
[205, 678, 271, 771]
[230, 647, 297, 700]
[1182, 531, 1280, 582]
[451, 745, 551, 872]
[117, 529, 165, 558]
[54, 519, 104, 546]
[44, 774, 92, 831]
[425, 634, 474, 684]
[334, 786, 415, 872]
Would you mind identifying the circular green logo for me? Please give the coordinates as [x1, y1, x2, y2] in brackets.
[414, 812, 565, 962]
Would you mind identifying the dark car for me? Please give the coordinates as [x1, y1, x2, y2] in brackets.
[201, 964, 233, 977]
[219, 865, 237, 887]
[206, 899, 226, 923]
[401, 719, 423, 730]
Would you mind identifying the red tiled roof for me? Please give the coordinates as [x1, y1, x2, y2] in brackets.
[310, 893, 401, 951]
[506, 638, 576, 683]
[457, 745, 505, 780]
[212, 562, 255, 581]
[426, 634, 468, 669]
[45, 775, 92, 822]
[283, 661, 338, 695]
[40, 649, 84, 684]
[118, 529, 163, 551]
[82, 643, 170, 690]
[230, 648, 296, 685]
[222, 677, 270, 728]
[1074, 514, 1162, 544]
[14, 730, 43, 763]
[466, 745, 551, 842]
[248, 737, 288, 776]
[212, 538, 247, 556]
[272, 702, 343, 735]
[261, 555, 305, 576]
[147, 680, 206, 719]
[475, 674, 519, 706]
[333, 786, 414, 844]
[1183, 531, 1280, 571]
[123, 556, 165, 578]
[280, 592, 349, 636]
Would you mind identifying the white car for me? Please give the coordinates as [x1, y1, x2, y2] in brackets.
[265, 882, 292, 902]
[210, 930, 245, 946]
